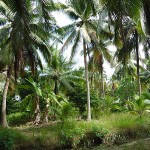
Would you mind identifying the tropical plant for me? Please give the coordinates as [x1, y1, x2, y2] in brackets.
[19, 75, 67, 124]
[115, 77, 137, 106]
[130, 92, 150, 117]
[42, 49, 82, 95]
[57, 0, 100, 121]
[88, 24, 113, 98]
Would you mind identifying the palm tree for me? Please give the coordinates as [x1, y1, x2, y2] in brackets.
[99, 0, 145, 95]
[0, 0, 55, 127]
[88, 22, 113, 98]
[115, 33, 141, 95]
[57, 0, 100, 121]
[113, 20, 137, 80]
[100, 0, 141, 36]
[42, 49, 82, 95]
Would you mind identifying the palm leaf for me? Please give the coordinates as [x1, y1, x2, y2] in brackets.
[69, 29, 81, 61]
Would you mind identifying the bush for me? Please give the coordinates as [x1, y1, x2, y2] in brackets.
[60, 127, 85, 148]
[59, 103, 79, 123]
[8, 112, 31, 126]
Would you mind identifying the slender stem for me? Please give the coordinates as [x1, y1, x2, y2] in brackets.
[1, 66, 11, 127]
[83, 39, 91, 121]
[135, 30, 141, 96]
[54, 80, 59, 95]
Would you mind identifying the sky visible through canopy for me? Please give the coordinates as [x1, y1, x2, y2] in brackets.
[53, 0, 115, 78]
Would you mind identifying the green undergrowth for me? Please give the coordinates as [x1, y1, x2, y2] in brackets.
[0, 128, 25, 150]
[8, 112, 31, 126]
[1, 113, 150, 149]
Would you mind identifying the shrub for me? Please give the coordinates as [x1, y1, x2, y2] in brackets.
[59, 103, 79, 123]
[60, 127, 85, 148]
[8, 112, 30, 126]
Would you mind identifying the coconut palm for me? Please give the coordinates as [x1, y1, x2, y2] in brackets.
[0, 0, 55, 127]
[113, 21, 137, 80]
[42, 49, 83, 95]
[57, 0, 100, 121]
[100, 0, 141, 40]
[99, 0, 144, 95]
[88, 19, 113, 98]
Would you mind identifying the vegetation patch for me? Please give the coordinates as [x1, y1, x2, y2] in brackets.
[0, 128, 25, 150]
[8, 113, 149, 149]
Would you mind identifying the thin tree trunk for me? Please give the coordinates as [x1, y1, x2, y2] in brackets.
[83, 39, 91, 121]
[1, 66, 11, 128]
[53, 80, 59, 120]
[34, 96, 41, 125]
[112, 82, 115, 97]
[135, 30, 141, 96]
[145, 39, 150, 70]
[54, 80, 59, 95]
[101, 74, 105, 98]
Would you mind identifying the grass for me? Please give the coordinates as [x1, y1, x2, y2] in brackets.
[1, 112, 150, 149]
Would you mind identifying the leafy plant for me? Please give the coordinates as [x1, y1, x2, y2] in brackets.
[60, 127, 85, 148]
[8, 112, 30, 126]
[59, 103, 78, 123]
[131, 93, 150, 117]
[115, 77, 137, 106]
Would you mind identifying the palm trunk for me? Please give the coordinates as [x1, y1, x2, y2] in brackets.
[34, 95, 40, 125]
[83, 39, 91, 121]
[1, 66, 11, 127]
[53, 80, 59, 120]
[135, 30, 141, 96]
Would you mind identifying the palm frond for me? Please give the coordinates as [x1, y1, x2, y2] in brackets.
[61, 28, 77, 51]
[69, 30, 81, 61]
[80, 23, 91, 43]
